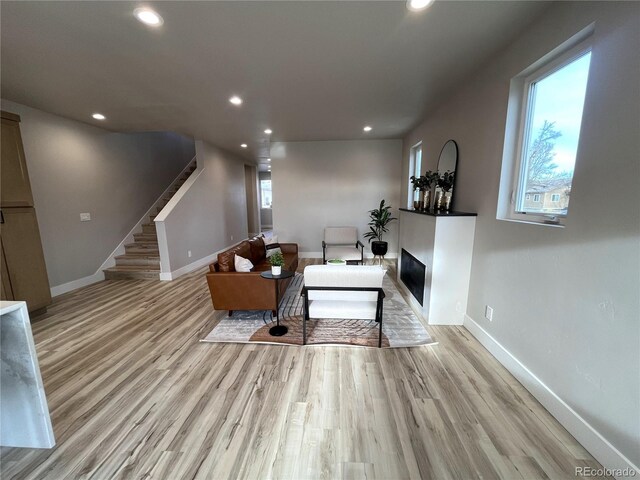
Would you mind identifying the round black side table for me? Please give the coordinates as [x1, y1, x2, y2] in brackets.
[260, 270, 294, 336]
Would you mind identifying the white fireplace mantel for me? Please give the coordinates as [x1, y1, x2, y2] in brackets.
[397, 208, 476, 325]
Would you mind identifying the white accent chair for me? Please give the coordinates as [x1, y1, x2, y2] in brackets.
[322, 227, 364, 265]
[302, 265, 386, 347]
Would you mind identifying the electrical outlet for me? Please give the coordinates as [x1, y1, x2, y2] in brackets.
[230, 235, 234, 241]
[80, 213, 91, 222]
[485, 305, 494, 322]
[188, 250, 192, 258]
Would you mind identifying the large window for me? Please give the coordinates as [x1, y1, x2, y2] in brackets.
[498, 28, 592, 226]
[407, 143, 422, 207]
[260, 179, 272, 208]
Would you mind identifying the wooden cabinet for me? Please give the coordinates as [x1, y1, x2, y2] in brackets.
[1, 111, 51, 313]
[1, 112, 34, 207]
[0, 208, 52, 311]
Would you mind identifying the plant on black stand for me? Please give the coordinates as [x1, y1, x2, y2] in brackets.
[363, 199, 397, 261]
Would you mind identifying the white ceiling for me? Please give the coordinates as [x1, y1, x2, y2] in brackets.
[1, 1, 548, 163]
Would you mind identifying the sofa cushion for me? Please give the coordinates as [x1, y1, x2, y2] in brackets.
[309, 300, 378, 320]
[218, 241, 251, 272]
[325, 246, 362, 262]
[248, 236, 266, 264]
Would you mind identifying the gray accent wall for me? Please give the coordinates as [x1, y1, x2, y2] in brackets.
[271, 140, 402, 255]
[1, 99, 195, 288]
[160, 140, 248, 274]
[402, 2, 639, 466]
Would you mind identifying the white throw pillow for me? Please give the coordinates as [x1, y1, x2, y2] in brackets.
[234, 254, 254, 273]
[263, 234, 281, 258]
[263, 234, 279, 246]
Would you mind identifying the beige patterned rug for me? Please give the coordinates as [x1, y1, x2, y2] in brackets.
[201, 273, 436, 348]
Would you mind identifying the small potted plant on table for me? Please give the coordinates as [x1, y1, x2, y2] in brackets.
[364, 199, 397, 260]
[269, 251, 285, 276]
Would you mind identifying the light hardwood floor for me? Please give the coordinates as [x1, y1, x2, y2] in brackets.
[1, 259, 606, 479]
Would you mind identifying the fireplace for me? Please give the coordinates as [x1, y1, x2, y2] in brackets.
[400, 249, 425, 306]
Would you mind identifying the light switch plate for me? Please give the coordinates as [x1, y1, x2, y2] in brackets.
[485, 305, 494, 321]
[80, 213, 91, 222]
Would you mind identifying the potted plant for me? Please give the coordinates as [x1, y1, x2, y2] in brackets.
[410, 175, 425, 209]
[268, 251, 284, 275]
[410, 172, 438, 210]
[436, 171, 455, 210]
[421, 171, 438, 210]
[363, 199, 397, 258]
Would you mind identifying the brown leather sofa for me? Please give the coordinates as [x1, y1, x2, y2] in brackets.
[206, 235, 299, 315]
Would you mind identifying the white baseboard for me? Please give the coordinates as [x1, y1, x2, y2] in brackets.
[50, 271, 104, 297]
[464, 314, 639, 478]
[159, 250, 221, 281]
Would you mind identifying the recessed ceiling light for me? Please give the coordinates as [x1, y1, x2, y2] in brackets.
[363, 125, 372, 132]
[406, 0, 435, 12]
[92, 113, 106, 120]
[264, 129, 272, 135]
[241, 143, 248, 148]
[267, 158, 271, 162]
[133, 8, 163, 26]
[229, 96, 243, 106]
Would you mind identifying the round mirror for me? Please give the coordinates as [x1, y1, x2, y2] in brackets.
[437, 139, 458, 209]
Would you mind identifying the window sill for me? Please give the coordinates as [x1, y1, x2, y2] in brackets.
[496, 216, 565, 228]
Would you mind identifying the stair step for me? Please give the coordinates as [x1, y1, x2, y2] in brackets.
[134, 232, 158, 242]
[103, 266, 160, 280]
[142, 223, 156, 234]
[125, 243, 159, 254]
[149, 214, 157, 222]
[115, 254, 160, 267]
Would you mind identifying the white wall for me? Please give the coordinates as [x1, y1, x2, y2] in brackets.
[271, 140, 402, 257]
[156, 140, 248, 277]
[0, 99, 195, 289]
[402, 2, 639, 470]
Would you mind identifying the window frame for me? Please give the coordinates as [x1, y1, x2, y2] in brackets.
[497, 25, 594, 228]
[407, 142, 423, 208]
[260, 179, 272, 209]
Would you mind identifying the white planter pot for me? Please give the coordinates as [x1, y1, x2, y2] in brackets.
[271, 266, 282, 276]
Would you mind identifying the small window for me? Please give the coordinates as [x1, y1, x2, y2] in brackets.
[407, 143, 422, 207]
[497, 27, 593, 226]
[260, 179, 272, 208]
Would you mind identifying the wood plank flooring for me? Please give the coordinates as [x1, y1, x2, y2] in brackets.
[0, 259, 606, 479]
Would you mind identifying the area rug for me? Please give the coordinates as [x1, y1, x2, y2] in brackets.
[200, 273, 436, 348]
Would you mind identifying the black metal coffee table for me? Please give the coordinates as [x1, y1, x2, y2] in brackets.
[260, 270, 294, 336]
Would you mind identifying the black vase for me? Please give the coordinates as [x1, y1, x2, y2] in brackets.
[371, 241, 388, 256]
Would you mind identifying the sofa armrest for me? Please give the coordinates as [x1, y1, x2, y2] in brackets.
[280, 243, 298, 254]
[206, 271, 287, 311]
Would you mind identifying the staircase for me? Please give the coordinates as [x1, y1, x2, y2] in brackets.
[103, 163, 197, 280]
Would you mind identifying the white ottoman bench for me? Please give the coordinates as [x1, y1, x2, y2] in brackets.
[302, 265, 386, 347]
